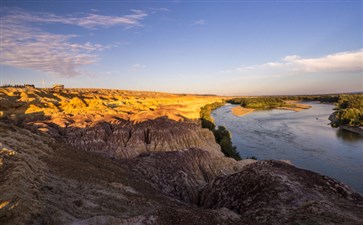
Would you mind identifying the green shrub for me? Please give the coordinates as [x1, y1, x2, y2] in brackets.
[331, 94, 363, 127]
[200, 102, 241, 161]
[228, 97, 286, 109]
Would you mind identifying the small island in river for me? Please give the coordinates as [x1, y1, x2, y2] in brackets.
[231, 100, 311, 117]
[276, 100, 312, 112]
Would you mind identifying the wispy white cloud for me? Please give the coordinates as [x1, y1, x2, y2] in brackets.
[1, 8, 147, 29]
[150, 7, 170, 14]
[0, 8, 147, 76]
[280, 50, 363, 72]
[190, 19, 206, 26]
[128, 64, 146, 72]
[0, 23, 101, 76]
[224, 49, 363, 77]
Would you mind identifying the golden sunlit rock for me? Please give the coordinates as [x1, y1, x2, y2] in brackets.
[0, 88, 225, 129]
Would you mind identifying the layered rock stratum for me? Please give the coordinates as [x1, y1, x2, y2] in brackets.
[1, 87, 362, 225]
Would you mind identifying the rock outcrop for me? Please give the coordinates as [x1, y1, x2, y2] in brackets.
[64, 117, 222, 159]
[129, 148, 250, 203]
[0, 122, 241, 225]
[199, 160, 363, 224]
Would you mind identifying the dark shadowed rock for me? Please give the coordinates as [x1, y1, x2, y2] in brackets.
[0, 122, 242, 225]
[129, 148, 245, 203]
[64, 117, 222, 159]
[199, 160, 363, 224]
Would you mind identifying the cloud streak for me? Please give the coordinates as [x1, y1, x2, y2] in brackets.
[190, 19, 206, 26]
[1, 8, 147, 29]
[128, 64, 146, 72]
[225, 49, 363, 77]
[0, 8, 148, 76]
[0, 24, 101, 76]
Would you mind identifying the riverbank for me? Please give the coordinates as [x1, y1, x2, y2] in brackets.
[200, 102, 241, 160]
[329, 113, 363, 136]
[340, 126, 363, 136]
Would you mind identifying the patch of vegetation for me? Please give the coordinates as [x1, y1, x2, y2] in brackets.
[200, 101, 225, 130]
[200, 101, 241, 160]
[279, 95, 339, 103]
[331, 94, 363, 127]
[228, 97, 286, 109]
[246, 156, 257, 160]
[213, 126, 241, 160]
[228, 95, 339, 109]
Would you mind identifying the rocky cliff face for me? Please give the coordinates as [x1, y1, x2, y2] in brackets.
[0, 122, 241, 225]
[64, 117, 222, 159]
[129, 148, 253, 204]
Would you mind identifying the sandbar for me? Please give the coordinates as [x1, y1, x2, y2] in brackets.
[231, 106, 255, 116]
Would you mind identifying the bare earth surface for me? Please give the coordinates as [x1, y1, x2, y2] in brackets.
[1, 87, 362, 225]
[231, 101, 311, 117]
[231, 106, 255, 116]
[276, 100, 312, 112]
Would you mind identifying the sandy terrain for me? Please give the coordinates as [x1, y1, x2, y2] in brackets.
[277, 100, 312, 112]
[231, 106, 255, 116]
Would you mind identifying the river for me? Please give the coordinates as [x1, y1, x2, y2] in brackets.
[212, 102, 363, 194]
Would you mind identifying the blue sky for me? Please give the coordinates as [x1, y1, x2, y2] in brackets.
[1, 1, 362, 95]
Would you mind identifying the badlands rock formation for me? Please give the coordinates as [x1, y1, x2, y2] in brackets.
[0, 122, 240, 225]
[1, 87, 363, 225]
[64, 117, 222, 159]
[200, 160, 363, 224]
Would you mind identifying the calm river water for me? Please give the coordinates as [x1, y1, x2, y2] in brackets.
[212, 102, 363, 194]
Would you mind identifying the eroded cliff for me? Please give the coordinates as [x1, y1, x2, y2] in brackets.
[1, 87, 363, 225]
[0, 122, 241, 225]
[200, 160, 363, 224]
[64, 117, 222, 159]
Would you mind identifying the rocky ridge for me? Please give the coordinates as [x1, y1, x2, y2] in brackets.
[0, 122, 241, 225]
[64, 117, 222, 159]
[200, 160, 363, 224]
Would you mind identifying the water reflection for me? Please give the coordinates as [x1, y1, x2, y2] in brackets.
[336, 128, 363, 142]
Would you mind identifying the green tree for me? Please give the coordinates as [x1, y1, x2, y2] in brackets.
[331, 94, 363, 127]
[200, 102, 241, 161]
